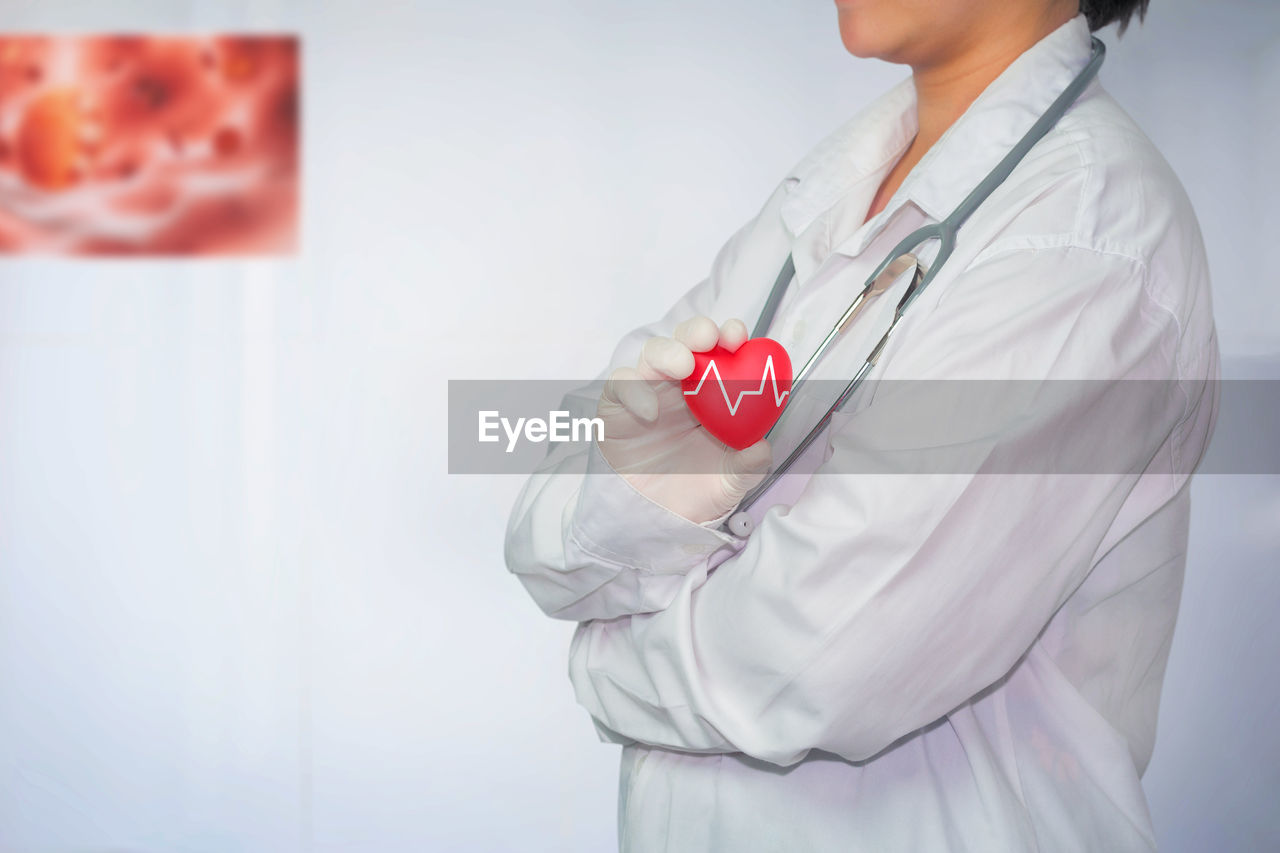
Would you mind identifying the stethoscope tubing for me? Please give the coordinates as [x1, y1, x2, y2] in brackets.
[723, 37, 1107, 537]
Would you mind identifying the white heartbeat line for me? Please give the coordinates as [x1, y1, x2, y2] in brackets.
[683, 355, 790, 416]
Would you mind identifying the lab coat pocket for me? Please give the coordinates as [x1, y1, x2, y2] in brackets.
[821, 377, 883, 464]
[824, 380, 1000, 477]
[823, 407, 883, 477]
[824, 385, 929, 477]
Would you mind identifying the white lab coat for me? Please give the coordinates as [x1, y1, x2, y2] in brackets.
[506, 15, 1219, 852]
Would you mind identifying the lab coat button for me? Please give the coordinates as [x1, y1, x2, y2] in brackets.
[727, 512, 754, 537]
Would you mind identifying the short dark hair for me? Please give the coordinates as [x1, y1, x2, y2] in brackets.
[1079, 0, 1150, 33]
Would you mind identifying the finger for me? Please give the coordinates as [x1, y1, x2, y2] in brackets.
[673, 316, 720, 353]
[602, 365, 660, 422]
[720, 439, 773, 498]
[638, 336, 695, 382]
[719, 318, 749, 353]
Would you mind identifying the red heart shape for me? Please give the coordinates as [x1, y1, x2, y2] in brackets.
[681, 338, 793, 450]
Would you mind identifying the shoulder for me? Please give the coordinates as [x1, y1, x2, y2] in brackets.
[969, 84, 1214, 359]
[978, 85, 1199, 261]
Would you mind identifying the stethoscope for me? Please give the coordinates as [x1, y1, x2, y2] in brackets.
[724, 36, 1106, 538]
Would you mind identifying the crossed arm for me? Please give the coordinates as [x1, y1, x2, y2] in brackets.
[505, 244, 1194, 766]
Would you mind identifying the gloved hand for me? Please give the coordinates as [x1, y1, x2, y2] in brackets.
[597, 316, 773, 524]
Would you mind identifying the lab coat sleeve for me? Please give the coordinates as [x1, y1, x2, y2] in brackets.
[565, 244, 1216, 765]
[504, 188, 785, 621]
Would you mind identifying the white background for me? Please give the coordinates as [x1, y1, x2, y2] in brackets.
[1, 1, 1277, 850]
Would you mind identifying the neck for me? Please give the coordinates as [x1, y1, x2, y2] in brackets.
[861, 7, 1078, 224]
[908, 8, 1077, 154]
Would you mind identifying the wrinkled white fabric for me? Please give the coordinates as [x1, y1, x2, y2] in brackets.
[505, 15, 1219, 852]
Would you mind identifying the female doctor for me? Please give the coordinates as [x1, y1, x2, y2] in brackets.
[506, 0, 1219, 850]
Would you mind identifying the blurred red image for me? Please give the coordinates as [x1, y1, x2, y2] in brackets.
[0, 34, 298, 256]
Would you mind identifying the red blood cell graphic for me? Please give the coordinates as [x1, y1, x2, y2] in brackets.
[0, 35, 299, 256]
[213, 126, 242, 158]
[15, 89, 83, 190]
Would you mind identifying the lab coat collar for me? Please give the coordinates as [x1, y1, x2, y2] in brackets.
[779, 14, 1096, 252]
[778, 78, 917, 239]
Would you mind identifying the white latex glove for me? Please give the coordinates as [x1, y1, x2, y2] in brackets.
[597, 316, 773, 524]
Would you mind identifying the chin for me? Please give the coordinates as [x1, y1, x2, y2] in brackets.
[835, 9, 908, 62]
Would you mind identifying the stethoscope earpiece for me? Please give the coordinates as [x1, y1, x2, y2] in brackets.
[727, 512, 755, 538]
